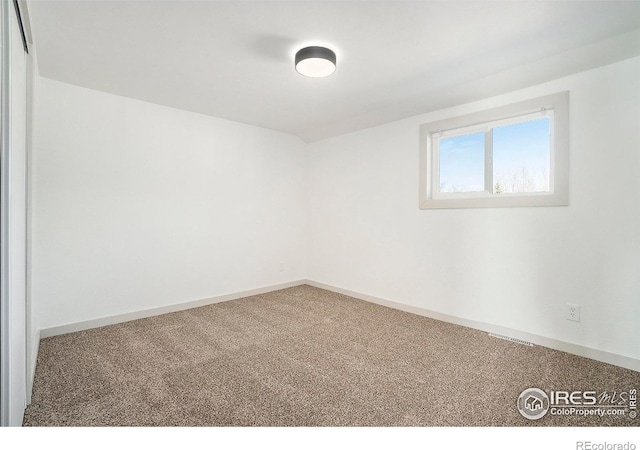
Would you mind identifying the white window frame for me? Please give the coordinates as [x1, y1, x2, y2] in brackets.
[419, 91, 569, 209]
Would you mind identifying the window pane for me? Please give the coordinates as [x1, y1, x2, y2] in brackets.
[439, 132, 485, 193]
[492, 118, 550, 193]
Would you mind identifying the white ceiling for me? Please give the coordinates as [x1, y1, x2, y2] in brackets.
[27, 0, 640, 142]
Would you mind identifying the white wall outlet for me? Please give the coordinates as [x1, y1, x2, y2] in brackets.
[566, 303, 581, 322]
[279, 263, 285, 272]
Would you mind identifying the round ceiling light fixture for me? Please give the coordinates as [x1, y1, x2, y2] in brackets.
[295, 46, 336, 78]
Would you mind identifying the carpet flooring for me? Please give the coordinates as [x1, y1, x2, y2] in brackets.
[23, 285, 640, 426]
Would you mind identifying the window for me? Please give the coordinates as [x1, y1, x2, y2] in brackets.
[419, 91, 569, 209]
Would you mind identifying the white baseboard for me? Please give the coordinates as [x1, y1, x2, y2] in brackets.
[39, 280, 306, 339]
[305, 280, 640, 373]
[36, 278, 639, 373]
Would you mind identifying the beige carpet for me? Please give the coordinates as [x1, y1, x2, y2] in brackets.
[23, 285, 640, 426]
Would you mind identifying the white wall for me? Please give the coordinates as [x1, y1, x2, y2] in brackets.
[308, 57, 640, 362]
[32, 57, 639, 368]
[1, 0, 28, 426]
[32, 78, 307, 330]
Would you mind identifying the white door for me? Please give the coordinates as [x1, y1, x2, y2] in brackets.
[1, 0, 28, 427]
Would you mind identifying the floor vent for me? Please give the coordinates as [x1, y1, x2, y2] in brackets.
[488, 333, 534, 347]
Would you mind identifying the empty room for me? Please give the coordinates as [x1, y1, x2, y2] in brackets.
[1, 0, 639, 444]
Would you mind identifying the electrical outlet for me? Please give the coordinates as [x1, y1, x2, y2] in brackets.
[279, 263, 285, 272]
[566, 303, 580, 322]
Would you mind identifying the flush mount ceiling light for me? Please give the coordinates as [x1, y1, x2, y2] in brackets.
[295, 46, 336, 78]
